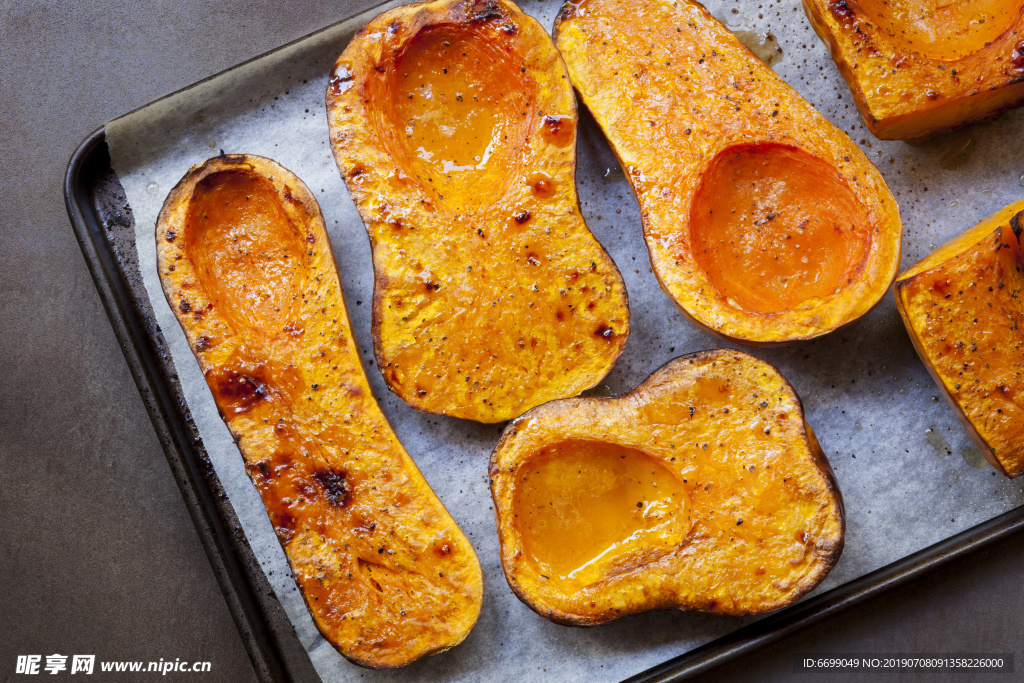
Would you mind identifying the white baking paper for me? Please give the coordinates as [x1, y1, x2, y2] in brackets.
[105, 0, 1024, 679]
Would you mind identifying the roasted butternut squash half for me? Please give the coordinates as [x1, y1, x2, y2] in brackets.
[327, 0, 629, 423]
[895, 199, 1024, 478]
[554, 0, 901, 346]
[490, 349, 845, 625]
[156, 154, 482, 668]
[804, 0, 1024, 139]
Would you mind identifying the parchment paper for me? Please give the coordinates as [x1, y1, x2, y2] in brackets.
[105, 0, 1024, 679]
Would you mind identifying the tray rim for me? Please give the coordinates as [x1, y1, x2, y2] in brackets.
[63, 11, 1024, 677]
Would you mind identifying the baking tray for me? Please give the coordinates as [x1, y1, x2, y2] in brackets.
[65, 0, 1024, 678]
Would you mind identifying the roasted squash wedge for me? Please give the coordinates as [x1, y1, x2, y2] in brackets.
[895, 199, 1024, 478]
[155, 154, 482, 668]
[554, 0, 901, 346]
[490, 349, 845, 624]
[804, 0, 1024, 139]
[327, 0, 629, 423]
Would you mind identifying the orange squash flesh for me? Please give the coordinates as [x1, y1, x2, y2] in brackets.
[156, 154, 482, 668]
[895, 199, 1024, 478]
[804, 0, 1024, 139]
[490, 350, 845, 625]
[328, 0, 630, 423]
[554, 0, 901, 346]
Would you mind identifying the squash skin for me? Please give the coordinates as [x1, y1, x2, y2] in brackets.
[155, 154, 482, 668]
[553, 0, 901, 347]
[327, 0, 630, 423]
[895, 199, 1024, 478]
[804, 0, 1024, 140]
[490, 349, 845, 625]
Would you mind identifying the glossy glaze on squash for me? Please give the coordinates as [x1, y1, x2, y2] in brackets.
[554, 0, 901, 346]
[327, 0, 629, 423]
[805, 0, 1024, 139]
[490, 350, 845, 625]
[895, 199, 1024, 477]
[155, 154, 482, 668]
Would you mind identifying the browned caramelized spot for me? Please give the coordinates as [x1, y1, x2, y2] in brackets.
[594, 324, 616, 339]
[540, 114, 575, 147]
[330, 64, 355, 95]
[526, 171, 556, 198]
[313, 468, 350, 507]
[207, 365, 270, 414]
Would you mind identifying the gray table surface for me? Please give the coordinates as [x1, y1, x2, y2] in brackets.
[2, 1, 1022, 681]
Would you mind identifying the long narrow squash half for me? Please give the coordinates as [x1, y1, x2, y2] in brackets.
[155, 154, 482, 668]
[327, 0, 629, 423]
[554, 0, 902, 346]
[490, 349, 844, 625]
[895, 199, 1024, 478]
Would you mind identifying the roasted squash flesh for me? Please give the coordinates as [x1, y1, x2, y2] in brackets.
[690, 143, 872, 314]
[895, 199, 1024, 478]
[328, 0, 629, 422]
[490, 350, 845, 625]
[554, 0, 901, 346]
[156, 155, 482, 668]
[805, 0, 1024, 138]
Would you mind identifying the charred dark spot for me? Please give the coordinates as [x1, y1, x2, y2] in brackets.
[374, 64, 387, 73]
[594, 324, 615, 339]
[251, 460, 272, 484]
[166, 229, 177, 242]
[1010, 210, 1024, 240]
[306, 233, 316, 243]
[196, 335, 211, 351]
[209, 367, 270, 414]
[313, 468, 350, 507]
[470, 0, 503, 23]
[515, 210, 531, 224]
[388, 19, 402, 34]
[526, 252, 541, 266]
[349, 166, 366, 181]
[179, 298, 192, 313]
[502, 22, 518, 35]
[273, 512, 296, 543]
[828, 0, 856, 25]
[1013, 44, 1024, 71]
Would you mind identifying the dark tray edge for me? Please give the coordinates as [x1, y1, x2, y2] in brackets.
[64, 127, 321, 683]
[65, 124, 1024, 683]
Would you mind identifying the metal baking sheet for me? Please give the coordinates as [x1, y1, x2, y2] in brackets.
[92, 0, 1024, 679]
